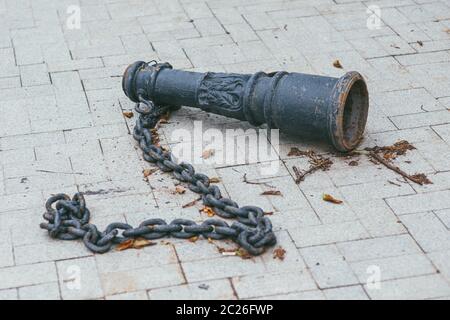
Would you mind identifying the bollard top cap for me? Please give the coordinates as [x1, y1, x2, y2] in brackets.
[122, 61, 147, 103]
[328, 71, 369, 152]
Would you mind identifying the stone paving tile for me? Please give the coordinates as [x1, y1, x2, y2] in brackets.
[183, 255, 267, 283]
[149, 279, 236, 300]
[1, 0, 450, 300]
[364, 274, 450, 300]
[323, 285, 369, 300]
[427, 250, 450, 282]
[0, 289, 18, 300]
[251, 290, 326, 300]
[349, 254, 437, 283]
[399, 212, 450, 252]
[300, 244, 359, 289]
[232, 270, 317, 299]
[100, 263, 185, 296]
[348, 199, 407, 238]
[57, 257, 104, 300]
[386, 190, 450, 215]
[18, 282, 61, 300]
[0, 262, 57, 290]
[435, 208, 450, 229]
[290, 221, 369, 248]
[105, 291, 149, 300]
[0, 244, 14, 268]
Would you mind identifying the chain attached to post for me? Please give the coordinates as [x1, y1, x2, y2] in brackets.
[40, 62, 277, 256]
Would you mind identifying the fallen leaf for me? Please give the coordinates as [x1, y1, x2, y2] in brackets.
[200, 206, 215, 217]
[116, 239, 134, 251]
[174, 185, 186, 194]
[444, 28, 450, 34]
[201, 149, 215, 159]
[122, 111, 134, 118]
[133, 238, 156, 249]
[417, 40, 423, 47]
[116, 238, 156, 251]
[217, 246, 236, 254]
[264, 211, 274, 216]
[333, 59, 343, 69]
[261, 190, 282, 196]
[273, 247, 286, 260]
[150, 128, 161, 146]
[236, 248, 252, 259]
[323, 193, 343, 204]
[143, 168, 157, 178]
[188, 236, 199, 243]
[209, 177, 221, 183]
[410, 173, 433, 185]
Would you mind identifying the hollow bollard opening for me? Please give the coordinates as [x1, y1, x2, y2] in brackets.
[329, 72, 369, 152]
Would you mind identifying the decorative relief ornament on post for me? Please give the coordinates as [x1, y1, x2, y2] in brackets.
[123, 61, 369, 152]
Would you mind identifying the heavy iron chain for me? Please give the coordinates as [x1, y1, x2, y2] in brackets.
[40, 63, 277, 256]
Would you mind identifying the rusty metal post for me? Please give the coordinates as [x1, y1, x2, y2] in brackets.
[122, 61, 369, 152]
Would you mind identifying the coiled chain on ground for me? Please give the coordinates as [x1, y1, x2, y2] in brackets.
[40, 85, 277, 255]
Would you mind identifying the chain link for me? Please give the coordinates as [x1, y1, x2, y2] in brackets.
[40, 62, 277, 256]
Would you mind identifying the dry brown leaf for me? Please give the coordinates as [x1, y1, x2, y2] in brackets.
[417, 40, 423, 47]
[264, 211, 274, 216]
[133, 238, 156, 249]
[261, 190, 282, 196]
[273, 247, 286, 260]
[116, 239, 134, 251]
[122, 111, 134, 118]
[235, 248, 252, 259]
[444, 28, 450, 34]
[116, 238, 156, 251]
[201, 149, 215, 159]
[150, 128, 161, 146]
[174, 185, 186, 194]
[200, 206, 215, 217]
[323, 193, 343, 204]
[410, 173, 433, 185]
[188, 236, 199, 243]
[209, 177, 221, 183]
[143, 168, 157, 178]
[333, 59, 343, 69]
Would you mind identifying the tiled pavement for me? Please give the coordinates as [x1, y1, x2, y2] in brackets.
[1, 0, 450, 300]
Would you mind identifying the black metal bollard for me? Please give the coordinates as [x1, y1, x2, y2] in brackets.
[122, 61, 369, 152]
